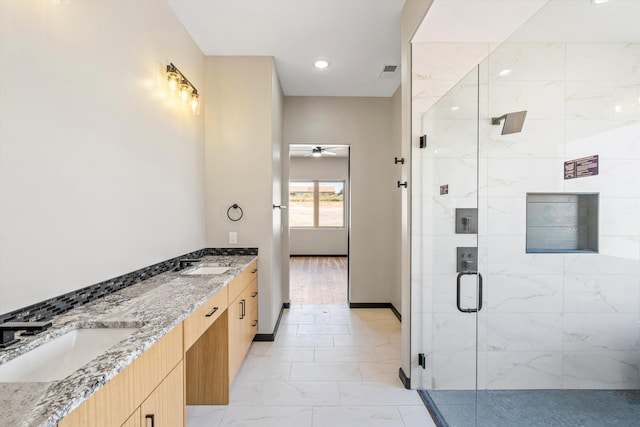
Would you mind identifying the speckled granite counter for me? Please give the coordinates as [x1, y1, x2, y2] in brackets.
[0, 255, 257, 427]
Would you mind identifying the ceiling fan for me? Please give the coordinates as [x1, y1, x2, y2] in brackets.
[305, 146, 338, 157]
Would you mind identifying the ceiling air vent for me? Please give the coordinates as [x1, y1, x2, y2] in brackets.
[379, 64, 399, 79]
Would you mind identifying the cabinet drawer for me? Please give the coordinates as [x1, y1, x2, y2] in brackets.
[184, 286, 228, 350]
[227, 261, 257, 304]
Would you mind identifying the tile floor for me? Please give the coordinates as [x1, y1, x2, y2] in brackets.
[186, 304, 435, 427]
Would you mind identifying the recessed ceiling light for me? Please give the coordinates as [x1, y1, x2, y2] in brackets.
[314, 60, 330, 69]
[498, 69, 512, 77]
[591, 0, 609, 4]
[450, 106, 460, 112]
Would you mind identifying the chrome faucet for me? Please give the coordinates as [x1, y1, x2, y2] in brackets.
[0, 321, 52, 348]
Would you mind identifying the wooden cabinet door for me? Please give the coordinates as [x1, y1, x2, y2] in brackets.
[121, 409, 141, 427]
[139, 361, 184, 427]
[228, 295, 246, 382]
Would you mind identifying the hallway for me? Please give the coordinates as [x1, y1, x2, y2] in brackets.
[289, 256, 348, 305]
[186, 305, 433, 426]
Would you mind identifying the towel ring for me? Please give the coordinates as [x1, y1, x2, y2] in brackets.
[227, 204, 244, 222]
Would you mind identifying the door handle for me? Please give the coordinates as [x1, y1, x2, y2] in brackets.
[456, 271, 483, 313]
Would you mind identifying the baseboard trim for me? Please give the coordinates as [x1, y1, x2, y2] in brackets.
[399, 367, 411, 389]
[253, 302, 288, 342]
[289, 254, 348, 257]
[349, 302, 401, 322]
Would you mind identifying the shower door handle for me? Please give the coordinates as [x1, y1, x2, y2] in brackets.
[456, 271, 483, 313]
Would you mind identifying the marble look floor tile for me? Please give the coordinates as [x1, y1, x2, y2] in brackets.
[312, 406, 405, 427]
[297, 324, 350, 335]
[398, 405, 438, 427]
[280, 311, 316, 325]
[228, 381, 262, 406]
[333, 333, 396, 347]
[339, 380, 423, 406]
[358, 361, 401, 381]
[276, 334, 334, 347]
[276, 324, 299, 335]
[290, 362, 362, 381]
[247, 346, 314, 362]
[187, 405, 226, 427]
[233, 359, 291, 382]
[315, 347, 379, 362]
[259, 381, 341, 406]
[219, 406, 313, 427]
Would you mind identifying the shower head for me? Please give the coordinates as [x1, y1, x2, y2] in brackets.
[491, 110, 527, 135]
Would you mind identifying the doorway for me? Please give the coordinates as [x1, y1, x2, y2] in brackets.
[288, 144, 350, 305]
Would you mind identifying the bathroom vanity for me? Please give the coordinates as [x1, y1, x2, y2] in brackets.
[0, 255, 258, 427]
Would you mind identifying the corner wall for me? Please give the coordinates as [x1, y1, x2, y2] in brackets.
[0, 0, 206, 314]
[204, 56, 284, 335]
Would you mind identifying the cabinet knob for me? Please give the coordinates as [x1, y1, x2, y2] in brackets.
[251, 292, 258, 298]
[252, 320, 258, 327]
[251, 269, 258, 274]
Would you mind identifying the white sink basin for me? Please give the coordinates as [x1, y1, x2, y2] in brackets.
[183, 264, 231, 275]
[0, 327, 138, 383]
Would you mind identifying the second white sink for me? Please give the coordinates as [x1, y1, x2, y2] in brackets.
[0, 327, 138, 383]
[183, 264, 231, 275]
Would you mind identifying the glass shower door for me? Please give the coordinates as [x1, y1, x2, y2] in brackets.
[416, 64, 483, 425]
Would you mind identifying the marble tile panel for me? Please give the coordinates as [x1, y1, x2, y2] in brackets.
[487, 236, 564, 275]
[563, 351, 640, 389]
[563, 313, 640, 351]
[338, 380, 423, 406]
[489, 42, 565, 81]
[259, 381, 341, 406]
[487, 158, 565, 197]
[290, 362, 361, 381]
[431, 351, 483, 390]
[432, 313, 486, 354]
[599, 198, 640, 236]
[486, 196, 526, 236]
[486, 352, 563, 389]
[565, 119, 640, 147]
[564, 274, 640, 313]
[312, 406, 405, 427]
[485, 119, 565, 159]
[413, 43, 489, 81]
[419, 158, 479, 198]
[421, 118, 479, 160]
[486, 313, 563, 352]
[563, 237, 640, 275]
[486, 274, 563, 313]
[426, 80, 484, 121]
[489, 80, 565, 121]
[219, 406, 312, 427]
[566, 81, 640, 122]
[566, 43, 640, 83]
[564, 159, 640, 198]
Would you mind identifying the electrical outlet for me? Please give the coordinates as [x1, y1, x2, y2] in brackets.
[229, 232, 237, 244]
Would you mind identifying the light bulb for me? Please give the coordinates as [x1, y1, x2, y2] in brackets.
[167, 68, 180, 93]
[179, 81, 190, 102]
[190, 91, 200, 115]
[314, 60, 330, 69]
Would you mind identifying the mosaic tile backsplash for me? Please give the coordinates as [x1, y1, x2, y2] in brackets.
[0, 247, 258, 324]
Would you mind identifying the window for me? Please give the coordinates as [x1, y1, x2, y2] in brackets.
[289, 180, 344, 228]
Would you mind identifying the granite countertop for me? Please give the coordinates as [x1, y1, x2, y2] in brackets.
[0, 254, 257, 427]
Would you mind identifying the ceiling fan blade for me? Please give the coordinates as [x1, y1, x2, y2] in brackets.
[324, 151, 337, 155]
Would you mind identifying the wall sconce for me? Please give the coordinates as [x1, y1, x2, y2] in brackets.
[166, 63, 200, 115]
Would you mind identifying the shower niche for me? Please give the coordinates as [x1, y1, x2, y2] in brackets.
[526, 193, 599, 253]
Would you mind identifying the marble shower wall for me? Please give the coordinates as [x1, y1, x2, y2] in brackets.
[413, 42, 640, 390]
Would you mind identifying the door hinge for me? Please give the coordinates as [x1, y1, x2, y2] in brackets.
[418, 353, 426, 369]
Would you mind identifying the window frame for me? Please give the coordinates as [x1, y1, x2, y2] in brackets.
[289, 179, 346, 229]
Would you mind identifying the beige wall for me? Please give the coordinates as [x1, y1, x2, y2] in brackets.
[284, 97, 398, 304]
[289, 157, 349, 256]
[204, 56, 284, 334]
[0, 0, 206, 313]
[390, 87, 403, 313]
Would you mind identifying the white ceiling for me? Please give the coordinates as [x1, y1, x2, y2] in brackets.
[166, 0, 405, 97]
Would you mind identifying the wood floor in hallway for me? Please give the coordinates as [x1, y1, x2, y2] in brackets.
[289, 256, 348, 305]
